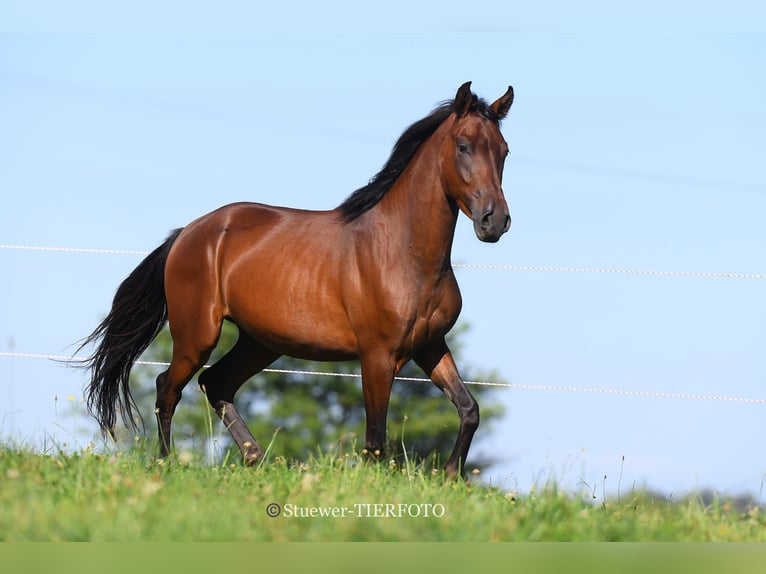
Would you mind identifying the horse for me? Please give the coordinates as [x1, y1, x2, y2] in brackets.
[79, 81, 514, 478]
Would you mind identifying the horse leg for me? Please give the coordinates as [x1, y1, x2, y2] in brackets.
[359, 352, 396, 460]
[415, 340, 479, 479]
[198, 330, 280, 466]
[156, 352, 211, 459]
[156, 305, 222, 459]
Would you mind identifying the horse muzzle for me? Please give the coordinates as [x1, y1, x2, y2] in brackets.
[472, 201, 511, 243]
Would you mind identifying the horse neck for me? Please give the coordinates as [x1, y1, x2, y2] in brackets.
[373, 125, 459, 270]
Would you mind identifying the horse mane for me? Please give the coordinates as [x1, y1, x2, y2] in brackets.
[337, 93, 500, 222]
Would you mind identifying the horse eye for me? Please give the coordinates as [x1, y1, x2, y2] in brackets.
[457, 142, 471, 154]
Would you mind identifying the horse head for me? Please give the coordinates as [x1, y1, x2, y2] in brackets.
[442, 81, 513, 243]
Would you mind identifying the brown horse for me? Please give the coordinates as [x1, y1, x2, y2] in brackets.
[80, 81, 513, 477]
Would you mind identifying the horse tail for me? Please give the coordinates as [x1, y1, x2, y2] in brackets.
[78, 228, 183, 435]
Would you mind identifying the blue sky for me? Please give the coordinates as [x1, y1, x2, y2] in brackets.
[1, 2, 765, 498]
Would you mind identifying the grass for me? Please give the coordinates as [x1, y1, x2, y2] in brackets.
[0, 441, 764, 542]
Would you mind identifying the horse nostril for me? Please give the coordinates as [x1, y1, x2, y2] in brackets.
[503, 214, 511, 231]
[481, 209, 494, 230]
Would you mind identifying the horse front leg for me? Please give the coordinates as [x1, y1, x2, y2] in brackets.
[359, 352, 396, 461]
[415, 340, 479, 479]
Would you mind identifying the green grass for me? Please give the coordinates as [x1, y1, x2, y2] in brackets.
[0, 442, 764, 542]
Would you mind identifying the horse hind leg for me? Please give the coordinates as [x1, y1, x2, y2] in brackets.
[155, 353, 210, 459]
[197, 330, 280, 466]
[155, 321, 221, 458]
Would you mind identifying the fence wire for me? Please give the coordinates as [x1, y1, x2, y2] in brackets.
[2, 243, 766, 279]
[1, 352, 764, 405]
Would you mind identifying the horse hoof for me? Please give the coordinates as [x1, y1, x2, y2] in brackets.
[442, 466, 461, 481]
[244, 452, 264, 466]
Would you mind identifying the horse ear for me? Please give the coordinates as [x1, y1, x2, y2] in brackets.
[490, 85, 514, 120]
[454, 81, 474, 117]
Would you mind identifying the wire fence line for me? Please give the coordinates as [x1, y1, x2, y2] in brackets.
[0, 244, 151, 256]
[2, 351, 764, 405]
[2, 242, 765, 279]
[453, 263, 766, 280]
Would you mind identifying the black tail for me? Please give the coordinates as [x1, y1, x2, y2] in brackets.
[78, 229, 183, 434]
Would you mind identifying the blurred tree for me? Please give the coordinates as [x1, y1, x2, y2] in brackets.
[128, 321, 505, 469]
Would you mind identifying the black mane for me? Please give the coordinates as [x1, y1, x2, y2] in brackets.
[337, 93, 500, 222]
